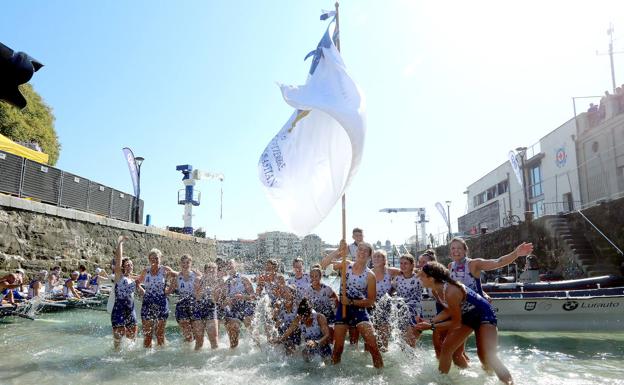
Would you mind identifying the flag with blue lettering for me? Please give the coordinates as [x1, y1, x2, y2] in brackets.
[258, 20, 366, 235]
[122, 147, 140, 197]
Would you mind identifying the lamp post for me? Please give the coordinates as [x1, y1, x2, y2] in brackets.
[515, 147, 531, 221]
[134, 156, 144, 224]
[445, 200, 452, 242]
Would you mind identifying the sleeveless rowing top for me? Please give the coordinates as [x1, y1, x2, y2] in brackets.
[306, 283, 334, 317]
[63, 279, 76, 298]
[450, 258, 484, 296]
[226, 274, 247, 296]
[115, 275, 136, 301]
[300, 311, 323, 341]
[434, 282, 491, 316]
[392, 273, 423, 306]
[376, 270, 393, 301]
[278, 303, 298, 328]
[343, 264, 371, 300]
[144, 267, 167, 297]
[177, 271, 196, 298]
[197, 277, 214, 302]
[287, 274, 311, 298]
[28, 280, 40, 298]
[77, 273, 89, 289]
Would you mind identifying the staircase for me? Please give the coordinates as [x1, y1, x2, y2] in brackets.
[544, 215, 618, 277]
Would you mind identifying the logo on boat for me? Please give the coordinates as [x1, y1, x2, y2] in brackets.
[524, 301, 537, 311]
[562, 300, 579, 311]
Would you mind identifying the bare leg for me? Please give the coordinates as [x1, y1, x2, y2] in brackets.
[357, 322, 383, 368]
[142, 319, 154, 348]
[332, 324, 347, 364]
[206, 319, 219, 349]
[126, 325, 137, 341]
[113, 326, 125, 351]
[476, 324, 513, 384]
[226, 319, 240, 348]
[155, 320, 166, 346]
[179, 319, 194, 342]
[439, 326, 473, 374]
[193, 320, 206, 350]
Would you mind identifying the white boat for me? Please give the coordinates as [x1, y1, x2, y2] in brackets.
[421, 276, 624, 331]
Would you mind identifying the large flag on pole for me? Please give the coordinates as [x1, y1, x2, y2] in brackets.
[258, 19, 366, 236]
[122, 147, 140, 197]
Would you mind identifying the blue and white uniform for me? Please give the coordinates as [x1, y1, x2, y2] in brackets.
[175, 271, 197, 321]
[63, 279, 77, 298]
[287, 274, 311, 305]
[77, 273, 89, 290]
[372, 269, 393, 325]
[27, 280, 40, 299]
[450, 258, 484, 296]
[334, 264, 372, 327]
[259, 277, 280, 304]
[225, 274, 254, 321]
[301, 311, 332, 357]
[141, 267, 169, 320]
[111, 275, 137, 328]
[193, 277, 217, 320]
[306, 283, 335, 324]
[88, 276, 100, 294]
[435, 282, 497, 330]
[393, 273, 423, 329]
[277, 302, 300, 346]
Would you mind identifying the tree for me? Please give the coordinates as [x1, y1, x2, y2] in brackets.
[0, 84, 60, 165]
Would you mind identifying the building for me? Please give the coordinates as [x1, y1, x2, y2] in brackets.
[256, 231, 302, 271]
[301, 234, 323, 265]
[459, 90, 624, 234]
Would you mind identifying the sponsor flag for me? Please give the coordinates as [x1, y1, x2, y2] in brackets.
[435, 202, 449, 228]
[258, 19, 365, 235]
[508, 150, 523, 187]
[122, 147, 140, 197]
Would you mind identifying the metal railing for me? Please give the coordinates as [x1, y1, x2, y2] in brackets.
[0, 149, 143, 223]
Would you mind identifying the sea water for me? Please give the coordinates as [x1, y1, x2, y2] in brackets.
[1, 307, 623, 385]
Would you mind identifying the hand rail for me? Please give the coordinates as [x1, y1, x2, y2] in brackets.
[577, 209, 624, 256]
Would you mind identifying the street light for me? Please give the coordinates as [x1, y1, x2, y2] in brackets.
[134, 156, 144, 224]
[445, 200, 452, 242]
[515, 147, 531, 221]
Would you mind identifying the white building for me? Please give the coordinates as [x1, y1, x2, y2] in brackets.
[459, 117, 581, 234]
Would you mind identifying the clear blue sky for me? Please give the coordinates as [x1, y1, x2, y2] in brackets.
[2, 1, 624, 246]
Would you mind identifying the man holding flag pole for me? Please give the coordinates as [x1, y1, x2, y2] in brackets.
[259, 2, 382, 368]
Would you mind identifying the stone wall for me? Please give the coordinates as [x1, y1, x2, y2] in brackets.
[0, 202, 216, 277]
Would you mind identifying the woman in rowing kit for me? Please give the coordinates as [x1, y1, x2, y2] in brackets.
[193, 262, 220, 350]
[222, 259, 255, 349]
[371, 249, 400, 352]
[447, 238, 533, 368]
[392, 253, 424, 348]
[306, 264, 337, 343]
[273, 284, 300, 354]
[320, 241, 383, 369]
[138, 248, 177, 348]
[416, 261, 513, 385]
[172, 254, 199, 343]
[274, 298, 332, 363]
[256, 259, 280, 304]
[64, 271, 82, 299]
[27, 270, 47, 299]
[111, 236, 144, 350]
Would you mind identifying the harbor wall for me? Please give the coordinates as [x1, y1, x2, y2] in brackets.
[0, 194, 216, 277]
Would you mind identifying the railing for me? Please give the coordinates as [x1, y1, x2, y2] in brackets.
[541, 200, 582, 216]
[577, 209, 624, 258]
[0, 149, 143, 223]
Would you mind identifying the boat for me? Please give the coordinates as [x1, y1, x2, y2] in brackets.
[422, 275, 624, 331]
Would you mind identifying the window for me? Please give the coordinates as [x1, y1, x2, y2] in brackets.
[531, 200, 544, 218]
[529, 165, 543, 198]
[497, 180, 509, 195]
[486, 186, 497, 200]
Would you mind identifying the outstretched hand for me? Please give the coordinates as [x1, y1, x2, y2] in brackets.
[515, 242, 534, 257]
[415, 321, 432, 331]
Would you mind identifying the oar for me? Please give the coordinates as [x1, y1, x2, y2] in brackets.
[8, 311, 35, 320]
[40, 301, 67, 308]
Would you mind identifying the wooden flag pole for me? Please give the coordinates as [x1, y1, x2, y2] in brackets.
[334, 0, 348, 319]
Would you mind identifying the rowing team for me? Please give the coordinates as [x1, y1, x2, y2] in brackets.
[0, 264, 110, 305]
[110, 235, 532, 385]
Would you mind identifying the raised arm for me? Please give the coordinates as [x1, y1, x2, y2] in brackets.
[275, 315, 302, 343]
[471, 242, 534, 274]
[320, 240, 350, 270]
[113, 236, 127, 284]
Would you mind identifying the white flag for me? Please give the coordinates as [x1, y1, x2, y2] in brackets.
[258, 21, 366, 236]
[508, 150, 523, 187]
[435, 202, 449, 228]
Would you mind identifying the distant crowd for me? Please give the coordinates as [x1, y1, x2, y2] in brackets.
[586, 86, 624, 127]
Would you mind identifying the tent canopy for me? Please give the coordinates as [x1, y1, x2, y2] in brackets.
[0, 133, 49, 164]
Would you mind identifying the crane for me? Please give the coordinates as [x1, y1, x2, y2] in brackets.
[176, 164, 224, 235]
[379, 207, 428, 250]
